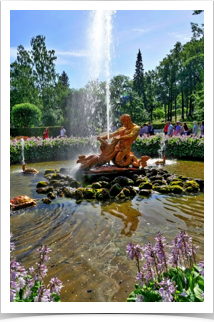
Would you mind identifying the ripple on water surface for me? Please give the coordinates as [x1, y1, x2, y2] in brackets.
[10, 159, 204, 302]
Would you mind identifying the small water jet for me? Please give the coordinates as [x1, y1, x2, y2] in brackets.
[155, 133, 166, 165]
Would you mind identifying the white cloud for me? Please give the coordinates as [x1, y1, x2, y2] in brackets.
[56, 49, 89, 57]
[10, 47, 88, 65]
[168, 32, 191, 41]
[133, 28, 146, 33]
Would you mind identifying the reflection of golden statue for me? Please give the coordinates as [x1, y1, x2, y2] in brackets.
[77, 114, 150, 170]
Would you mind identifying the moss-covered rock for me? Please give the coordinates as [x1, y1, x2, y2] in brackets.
[51, 173, 66, 181]
[70, 180, 80, 188]
[96, 188, 110, 200]
[42, 197, 52, 204]
[157, 169, 168, 175]
[146, 168, 158, 177]
[138, 181, 153, 190]
[36, 186, 54, 194]
[149, 175, 163, 182]
[44, 174, 53, 180]
[163, 173, 172, 179]
[92, 182, 102, 189]
[194, 179, 204, 191]
[75, 189, 83, 200]
[169, 181, 183, 187]
[111, 176, 134, 187]
[184, 180, 200, 193]
[139, 189, 152, 197]
[57, 189, 64, 197]
[125, 186, 137, 197]
[44, 169, 56, 175]
[49, 179, 59, 186]
[153, 185, 171, 194]
[59, 168, 71, 175]
[177, 175, 189, 181]
[76, 199, 82, 204]
[64, 187, 77, 198]
[169, 185, 183, 194]
[115, 189, 127, 200]
[131, 173, 139, 183]
[97, 176, 111, 183]
[47, 192, 56, 199]
[135, 176, 148, 186]
[166, 176, 179, 184]
[76, 187, 86, 195]
[36, 181, 49, 188]
[65, 175, 76, 183]
[152, 180, 165, 185]
[53, 181, 69, 188]
[109, 183, 122, 196]
[84, 188, 96, 199]
[98, 181, 111, 189]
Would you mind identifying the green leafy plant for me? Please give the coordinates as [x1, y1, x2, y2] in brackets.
[11, 103, 42, 127]
[126, 231, 204, 302]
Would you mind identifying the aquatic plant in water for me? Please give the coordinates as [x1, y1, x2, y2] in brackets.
[10, 233, 63, 302]
[126, 231, 204, 302]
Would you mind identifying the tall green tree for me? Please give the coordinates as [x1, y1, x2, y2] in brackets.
[133, 49, 145, 103]
[30, 35, 58, 109]
[59, 71, 70, 88]
[10, 45, 41, 110]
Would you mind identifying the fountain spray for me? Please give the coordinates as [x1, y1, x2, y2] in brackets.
[21, 138, 26, 171]
[88, 10, 115, 139]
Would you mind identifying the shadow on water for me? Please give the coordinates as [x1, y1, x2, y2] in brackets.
[10, 158, 204, 302]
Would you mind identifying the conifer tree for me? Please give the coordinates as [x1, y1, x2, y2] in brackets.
[133, 49, 145, 104]
[60, 71, 70, 88]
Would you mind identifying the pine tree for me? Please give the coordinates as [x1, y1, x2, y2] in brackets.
[60, 71, 70, 88]
[133, 49, 145, 104]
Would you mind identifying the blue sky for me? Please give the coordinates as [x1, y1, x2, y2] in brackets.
[10, 10, 204, 89]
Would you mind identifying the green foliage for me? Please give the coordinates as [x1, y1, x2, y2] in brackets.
[11, 103, 42, 127]
[10, 126, 61, 138]
[10, 137, 99, 164]
[127, 266, 204, 302]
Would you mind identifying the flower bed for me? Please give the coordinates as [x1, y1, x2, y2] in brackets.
[10, 134, 204, 165]
[133, 134, 204, 159]
[10, 136, 99, 164]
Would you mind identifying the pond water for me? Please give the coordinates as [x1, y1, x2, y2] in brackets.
[10, 159, 204, 302]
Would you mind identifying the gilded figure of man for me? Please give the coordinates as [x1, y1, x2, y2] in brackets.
[98, 114, 140, 167]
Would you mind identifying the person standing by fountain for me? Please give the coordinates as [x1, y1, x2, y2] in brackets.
[200, 121, 204, 137]
[147, 122, 154, 136]
[167, 122, 174, 137]
[60, 126, 66, 138]
[175, 121, 181, 136]
[163, 122, 169, 135]
[43, 127, 49, 139]
[193, 121, 198, 136]
[180, 122, 189, 136]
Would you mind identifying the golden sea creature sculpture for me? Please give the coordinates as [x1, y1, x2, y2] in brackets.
[77, 114, 150, 170]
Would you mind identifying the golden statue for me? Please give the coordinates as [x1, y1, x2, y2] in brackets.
[77, 114, 150, 170]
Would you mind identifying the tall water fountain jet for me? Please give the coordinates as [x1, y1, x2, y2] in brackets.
[88, 10, 115, 139]
[21, 138, 25, 164]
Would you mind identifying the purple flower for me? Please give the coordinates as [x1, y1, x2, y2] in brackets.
[135, 294, 144, 302]
[126, 243, 143, 261]
[180, 290, 188, 297]
[158, 277, 176, 302]
[198, 261, 204, 277]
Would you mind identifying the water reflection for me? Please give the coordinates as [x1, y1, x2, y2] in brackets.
[10, 159, 204, 302]
[101, 202, 140, 237]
